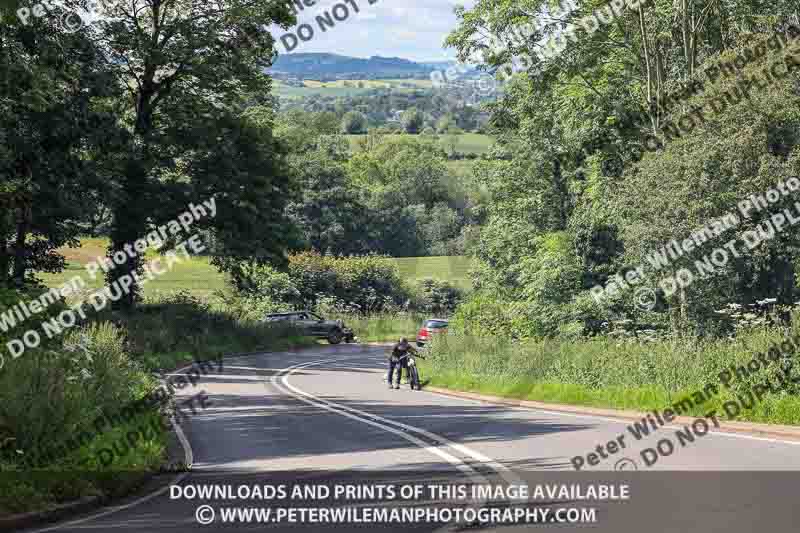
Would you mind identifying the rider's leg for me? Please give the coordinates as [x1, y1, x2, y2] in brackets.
[388, 361, 396, 387]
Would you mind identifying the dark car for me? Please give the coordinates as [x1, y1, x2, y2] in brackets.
[416, 318, 449, 347]
[264, 311, 357, 344]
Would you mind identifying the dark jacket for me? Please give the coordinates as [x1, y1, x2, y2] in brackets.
[390, 341, 416, 362]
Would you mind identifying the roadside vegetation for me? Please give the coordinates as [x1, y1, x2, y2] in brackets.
[0, 287, 312, 517]
[403, 7, 800, 422]
[5, 0, 800, 519]
[424, 316, 800, 426]
[227, 252, 464, 340]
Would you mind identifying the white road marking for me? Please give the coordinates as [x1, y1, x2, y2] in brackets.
[274, 356, 496, 532]
[440, 391, 800, 448]
[275, 358, 484, 480]
[277, 356, 522, 486]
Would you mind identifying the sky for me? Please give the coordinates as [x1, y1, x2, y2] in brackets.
[273, 0, 475, 62]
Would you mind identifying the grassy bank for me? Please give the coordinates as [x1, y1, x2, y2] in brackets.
[117, 292, 314, 370]
[422, 327, 800, 426]
[0, 292, 313, 517]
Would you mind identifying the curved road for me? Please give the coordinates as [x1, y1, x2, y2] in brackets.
[24, 345, 800, 533]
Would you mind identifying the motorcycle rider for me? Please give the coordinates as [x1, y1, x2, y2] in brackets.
[388, 337, 417, 389]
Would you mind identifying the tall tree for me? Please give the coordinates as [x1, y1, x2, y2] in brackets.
[93, 0, 295, 307]
[0, 4, 120, 287]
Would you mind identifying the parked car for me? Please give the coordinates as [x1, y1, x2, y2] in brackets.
[264, 311, 357, 344]
[416, 318, 449, 347]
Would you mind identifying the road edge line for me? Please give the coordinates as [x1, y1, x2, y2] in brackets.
[425, 386, 800, 444]
[19, 358, 204, 533]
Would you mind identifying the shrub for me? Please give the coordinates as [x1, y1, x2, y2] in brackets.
[340, 111, 367, 134]
[232, 262, 300, 301]
[414, 278, 463, 316]
[0, 321, 148, 465]
[450, 291, 539, 339]
[289, 252, 411, 314]
[229, 252, 413, 315]
[401, 108, 424, 134]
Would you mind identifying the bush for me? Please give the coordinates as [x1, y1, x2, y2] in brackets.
[414, 278, 463, 316]
[401, 108, 424, 134]
[288, 252, 411, 314]
[0, 321, 149, 465]
[233, 262, 300, 300]
[450, 291, 539, 339]
[231, 252, 413, 315]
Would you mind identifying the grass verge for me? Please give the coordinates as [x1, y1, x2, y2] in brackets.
[0, 292, 314, 518]
[422, 328, 800, 426]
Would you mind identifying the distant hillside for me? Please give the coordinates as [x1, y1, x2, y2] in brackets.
[270, 53, 444, 80]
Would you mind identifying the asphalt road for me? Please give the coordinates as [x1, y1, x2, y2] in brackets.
[23, 345, 800, 533]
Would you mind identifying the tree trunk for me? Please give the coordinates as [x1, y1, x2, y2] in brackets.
[12, 206, 29, 287]
[0, 239, 9, 287]
[0, 207, 10, 286]
[108, 157, 150, 310]
[637, 6, 663, 133]
[552, 158, 569, 230]
[108, 89, 156, 310]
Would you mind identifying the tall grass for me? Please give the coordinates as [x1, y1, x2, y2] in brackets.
[0, 322, 160, 515]
[0, 291, 315, 516]
[116, 291, 314, 371]
[424, 324, 800, 425]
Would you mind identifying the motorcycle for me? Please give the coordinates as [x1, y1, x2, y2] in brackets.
[397, 353, 422, 390]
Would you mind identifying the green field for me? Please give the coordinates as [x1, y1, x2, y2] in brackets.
[392, 256, 472, 290]
[303, 79, 433, 89]
[40, 239, 471, 297]
[274, 78, 432, 99]
[38, 239, 226, 301]
[274, 82, 375, 98]
[453, 133, 494, 155]
[445, 159, 475, 178]
[346, 133, 493, 155]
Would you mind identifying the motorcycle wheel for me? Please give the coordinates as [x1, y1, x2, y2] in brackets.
[411, 367, 420, 390]
[328, 330, 343, 345]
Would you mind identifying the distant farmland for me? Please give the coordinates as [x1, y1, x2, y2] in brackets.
[391, 256, 473, 290]
[346, 133, 494, 155]
[274, 78, 431, 98]
[41, 239, 472, 298]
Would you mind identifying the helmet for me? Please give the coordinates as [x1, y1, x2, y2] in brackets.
[399, 337, 408, 344]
